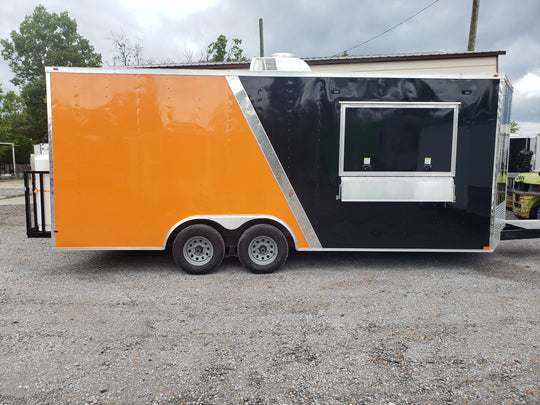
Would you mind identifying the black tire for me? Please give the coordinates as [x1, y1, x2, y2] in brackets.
[172, 224, 225, 274]
[531, 206, 540, 220]
[238, 224, 288, 274]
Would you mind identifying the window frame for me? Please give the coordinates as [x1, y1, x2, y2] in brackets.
[338, 101, 460, 178]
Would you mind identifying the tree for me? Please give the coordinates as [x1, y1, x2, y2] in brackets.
[0, 86, 32, 168]
[206, 35, 247, 62]
[183, 46, 196, 63]
[1, 5, 102, 87]
[510, 121, 519, 134]
[110, 31, 152, 66]
[1, 5, 102, 142]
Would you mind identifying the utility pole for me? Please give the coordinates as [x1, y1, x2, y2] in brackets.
[467, 0, 480, 51]
[259, 18, 264, 57]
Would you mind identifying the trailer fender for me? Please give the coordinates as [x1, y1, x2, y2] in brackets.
[163, 215, 299, 250]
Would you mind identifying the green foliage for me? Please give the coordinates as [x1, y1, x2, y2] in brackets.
[206, 34, 247, 62]
[1, 5, 102, 146]
[20, 79, 48, 143]
[1, 5, 102, 87]
[510, 121, 519, 134]
[207, 34, 227, 62]
[0, 87, 33, 167]
[228, 38, 246, 62]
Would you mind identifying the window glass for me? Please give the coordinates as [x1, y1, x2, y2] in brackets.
[343, 107, 455, 173]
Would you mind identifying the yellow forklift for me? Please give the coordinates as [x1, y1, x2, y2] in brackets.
[512, 149, 540, 219]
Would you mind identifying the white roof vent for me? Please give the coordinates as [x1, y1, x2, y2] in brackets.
[250, 53, 311, 72]
[271, 52, 295, 58]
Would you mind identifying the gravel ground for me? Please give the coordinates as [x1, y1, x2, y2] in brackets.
[0, 179, 25, 200]
[1, 202, 539, 404]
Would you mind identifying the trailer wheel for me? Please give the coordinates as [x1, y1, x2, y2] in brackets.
[172, 224, 225, 274]
[238, 224, 288, 274]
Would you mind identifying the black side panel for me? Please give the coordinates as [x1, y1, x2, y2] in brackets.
[239, 76, 500, 249]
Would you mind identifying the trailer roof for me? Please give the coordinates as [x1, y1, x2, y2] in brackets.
[45, 66, 508, 83]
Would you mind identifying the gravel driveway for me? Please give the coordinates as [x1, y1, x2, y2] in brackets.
[1, 203, 539, 404]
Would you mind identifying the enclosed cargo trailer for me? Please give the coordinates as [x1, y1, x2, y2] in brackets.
[26, 66, 520, 273]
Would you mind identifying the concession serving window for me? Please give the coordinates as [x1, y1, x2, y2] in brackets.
[338, 101, 460, 202]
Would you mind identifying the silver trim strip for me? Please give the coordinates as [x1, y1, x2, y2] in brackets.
[45, 66, 505, 81]
[297, 248, 493, 253]
[226, 76, 322, 248]
[339, 101, 462, 108]
[45, 71, 56, 244]
[162, 215, 299, 249]
[504, 219, 540, 230]
[54, 247, 163, 251]
[489, 78, 513, 249]
[339, 171, 455, 178]
[340, 176, 455, 202]
[54, 246, 492, 253]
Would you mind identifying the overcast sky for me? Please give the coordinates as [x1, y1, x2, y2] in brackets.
[1, 0, 539, 136]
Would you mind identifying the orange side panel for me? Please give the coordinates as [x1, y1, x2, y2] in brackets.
[50, 73, 309, 248]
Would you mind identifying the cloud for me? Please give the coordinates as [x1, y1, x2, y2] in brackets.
[512, 70, 540, 126]
[114, 0, 219, 31]
[515, 71, 540, 99]
[514, 122, 540, 138]
[0, 0, 538, 130]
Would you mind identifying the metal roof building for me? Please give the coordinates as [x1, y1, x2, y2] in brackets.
[145, 50, 506, 74]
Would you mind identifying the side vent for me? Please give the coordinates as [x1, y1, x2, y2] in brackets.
[250, 57, 277, 71]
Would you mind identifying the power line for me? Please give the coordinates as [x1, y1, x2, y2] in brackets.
[335, 0, 442, 56]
